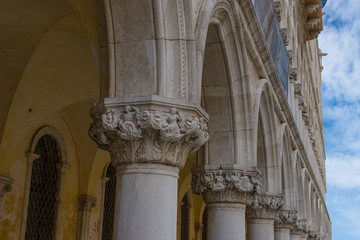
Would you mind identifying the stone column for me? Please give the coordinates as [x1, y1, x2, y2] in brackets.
[192, 169, 261, 240]
[247, 194, 284, 240]
[0, 175, 13, 217]
[77, 195, 97, 240]
[89, 97, 208, 240]
[274, 210, 298, 240]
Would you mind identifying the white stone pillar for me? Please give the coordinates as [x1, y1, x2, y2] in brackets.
[247, 194, 284, 240]
[207, 203, 246, 240]
[113, 163, 178, 239]
[192, 169, 261, 240]
[275, 228, 291, 240]
[248, 219, 275, 240]
[89, 98, 209, 240]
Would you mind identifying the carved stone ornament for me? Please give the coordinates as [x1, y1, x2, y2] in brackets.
[191, 169, 261, 204]
[307, 18, 321, 29]
[306, 4, 320, 15]
[294, 83, 302, 97]
[291, 220, 308, 236]
[308, 230, 320, 240]
[275, 210, 298, 229]
[280, 28, 289, 46]
[290, 68, 298, 83]
[246, 194, 284, 219]
[89, 101, 209, 169]
[273, 1, 281, 22]
[0, 175, 13, 199]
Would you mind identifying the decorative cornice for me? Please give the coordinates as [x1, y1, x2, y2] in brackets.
[191, 169, 261, 204]
[78, 195, 96, 212]
[89, 99, 209, 169]
[275, 210, 298, 229]
[246, 194, 284, 220]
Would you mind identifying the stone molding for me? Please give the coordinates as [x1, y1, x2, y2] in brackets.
[274, 210, 298, 229]
[89, 98, 209, 169]
[191, 169, 261, 204]
[246, 194, 284, 220]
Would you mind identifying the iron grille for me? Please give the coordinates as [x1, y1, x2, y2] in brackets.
[25, 134, 61, 240]
[181, 194, 190, 240]
[202, 206, 208, 240]
[102, 164, 116, 240]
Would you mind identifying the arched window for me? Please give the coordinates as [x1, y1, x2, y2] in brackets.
[180, 194, 190, 240]
[102, 164, 116, 240]
[25, 134, 61, 239]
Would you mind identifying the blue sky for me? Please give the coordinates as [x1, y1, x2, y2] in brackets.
[319, 0, 360, 239]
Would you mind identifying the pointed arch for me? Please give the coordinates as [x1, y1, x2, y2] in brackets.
[194, 0, 253, 167]
[253, 79, 280, 194]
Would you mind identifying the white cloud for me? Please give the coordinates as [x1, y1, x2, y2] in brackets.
[326, 154, 360, 188]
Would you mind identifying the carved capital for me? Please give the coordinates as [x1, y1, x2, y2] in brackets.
[290, 68, 298, 83]
[195, 223, 203, 232]
[294, 83, 302, 97]
[78, 195, 96, 212]
[246, 194, 284, 220]
[0, 175, 13, 199]
[191, 169, 261, 204]
[280, 28, 289, 46]
[308, 230, 320, 240]
[306, 4, 320, 15]
[275, 210, 298, 229]
[89, 98, 209, 169]
[291, 220, 308, 236]
[273, 1, 282, 22]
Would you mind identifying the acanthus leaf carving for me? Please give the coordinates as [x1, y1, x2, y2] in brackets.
[275, 210, 298, 229]
[191, 169, 261, 204]
[246, 194, 284, 220]
[89, 102, 209, 169]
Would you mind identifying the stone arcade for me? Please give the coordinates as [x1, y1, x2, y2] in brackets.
[0, 0, 331, 239]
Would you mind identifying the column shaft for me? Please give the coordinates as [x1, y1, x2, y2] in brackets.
[248, 219, 275, 240]
[275, 228, 290, 240]
[207, 203, 246, 240]
[113, 164, 178, 240]
[290, 234, 301, 240]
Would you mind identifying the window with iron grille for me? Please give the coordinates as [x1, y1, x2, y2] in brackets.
[25, 134, 61, 240]
[102, 164, 116, 240]
[202, 206, 208, 240]
[181, 194, 190, 240]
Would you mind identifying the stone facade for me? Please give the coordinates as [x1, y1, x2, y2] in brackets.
[0, 0, 331, 239]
